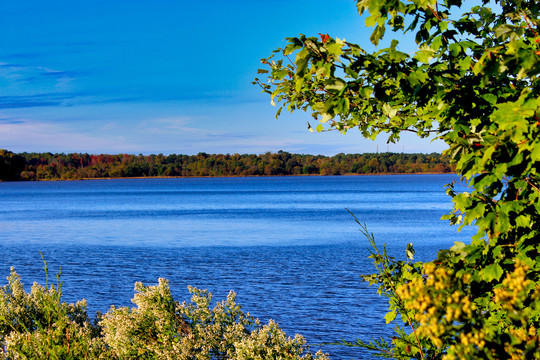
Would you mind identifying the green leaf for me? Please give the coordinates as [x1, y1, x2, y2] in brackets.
[450, 241, 466, 255]
[432, 35, 443, 51]
[283, 38, 303, 55]
[296, 58, 309, 76]
[531, 144, 540, 162]
[479, 264, 503, 282]
[370, 24, 386, 46]
[325, 78, 346, 91]
[413, 46, 435, 63]
[326, 42, 344, 56]
[365, 13, 378, 28]
[482, 94, 497, 105]
[384, 311, 397, 324]
[494, 24, 521, 41]
[449, 43, 461, 56]
[382, 103, 398, 118]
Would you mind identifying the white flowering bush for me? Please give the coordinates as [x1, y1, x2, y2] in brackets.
[0, 268, 328, 360]
[0, 268, 108, 359]
[234, 320, 328, 360]
[99, 278, 188, 359]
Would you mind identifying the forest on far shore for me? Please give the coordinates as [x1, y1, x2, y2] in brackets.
[0, 149, 454, 181]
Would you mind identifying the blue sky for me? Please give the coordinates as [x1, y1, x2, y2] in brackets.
[0, 0, 447, 155]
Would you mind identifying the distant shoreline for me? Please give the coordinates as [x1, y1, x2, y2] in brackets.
[27, 172, 457, 182]
[1, 150, 455, 181]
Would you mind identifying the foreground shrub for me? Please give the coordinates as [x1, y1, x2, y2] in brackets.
[0, 268, 108, 359]
[0, 268, 327, 360]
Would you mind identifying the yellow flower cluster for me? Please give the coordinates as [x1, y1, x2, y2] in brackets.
[397, 262, 473, 323]
[395, 261, 486, 356]
[492, 261, 530, 307]
[396, 259, 540, 359]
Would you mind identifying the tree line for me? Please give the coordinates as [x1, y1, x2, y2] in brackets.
[0, 149, 454, 181]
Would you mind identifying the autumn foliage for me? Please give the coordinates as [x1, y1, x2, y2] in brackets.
[1, 150, 453, 181]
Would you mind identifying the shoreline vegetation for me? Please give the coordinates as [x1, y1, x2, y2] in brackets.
[0, 149, 454, 181]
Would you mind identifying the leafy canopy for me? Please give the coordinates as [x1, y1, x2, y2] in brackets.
[256, 0, 540, 358]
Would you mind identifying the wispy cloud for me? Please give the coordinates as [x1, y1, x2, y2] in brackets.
[0, 90, 237, 110]
[0, 119, 140, 153]
[0, 59, 241, 109]
[0, 61, 89, 109]
[0, 117, 25, 125]
[0, 94, 64, 108]
[0, 62, 82, 88]
[142, 117, 205, 134]
[1, 40, 102, 61]
[0, 91, 107, 109]
[25, 69, 83, 88]
[2, 52, 44, 60]
[134, 117, 306, 153]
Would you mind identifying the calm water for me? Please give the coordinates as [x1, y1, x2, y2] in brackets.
[0, 175, 474, 359]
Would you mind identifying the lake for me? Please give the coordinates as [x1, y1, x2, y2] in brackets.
[0, 175, 475, 358]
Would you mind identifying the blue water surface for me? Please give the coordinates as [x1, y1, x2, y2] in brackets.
[0, 175, 475, 359]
